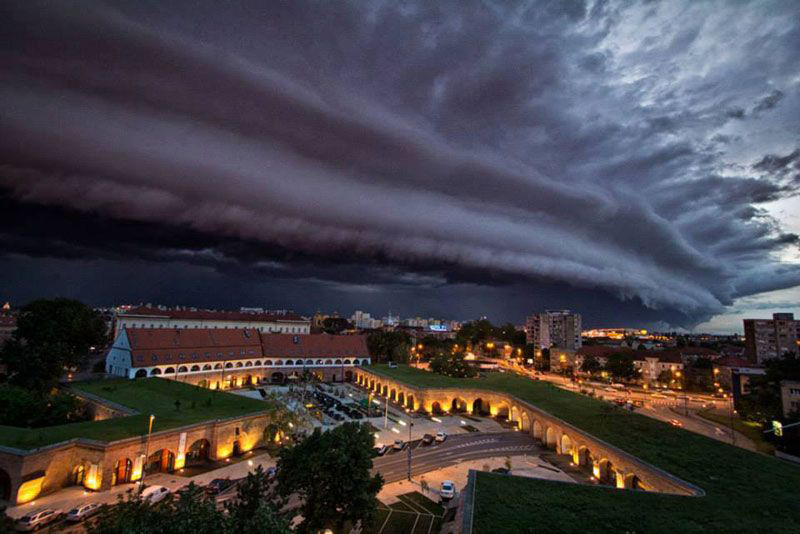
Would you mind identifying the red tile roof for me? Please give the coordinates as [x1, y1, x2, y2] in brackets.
[121, 306, 307, 323]
[122, 328, 368, 367]
[260, 333, 369, 359]
[127, 328, 263, 366]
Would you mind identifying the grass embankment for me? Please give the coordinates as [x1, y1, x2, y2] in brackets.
[0, 378, 267, 450]
[368, 364, 800, 533]
[696, 409, 775, 455]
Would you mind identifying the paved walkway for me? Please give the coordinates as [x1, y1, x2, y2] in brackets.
[5, 451, 276, 519]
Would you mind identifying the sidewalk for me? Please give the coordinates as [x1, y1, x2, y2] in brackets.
[5, 451, 276, 519]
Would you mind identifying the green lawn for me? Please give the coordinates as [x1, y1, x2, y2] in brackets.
[696, 409, 775, 455]
[0, 378, 268, 450]
[368, 364, 800, 533]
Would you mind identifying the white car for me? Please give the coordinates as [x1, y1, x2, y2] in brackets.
[141, 485, 171, 504]
[66, 502, 101, 522]
[15, 509, 61, 531]
[440, 481, 456, 500]
[435, 431, 447, 443]
[393, 439, 405, 450]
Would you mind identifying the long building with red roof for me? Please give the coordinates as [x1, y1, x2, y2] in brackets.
[106, 327, 370, 388]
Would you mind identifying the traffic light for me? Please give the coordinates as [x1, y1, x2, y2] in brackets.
[772, 420, 783, 437]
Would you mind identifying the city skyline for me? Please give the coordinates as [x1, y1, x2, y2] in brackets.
[2, 1, 799, 333]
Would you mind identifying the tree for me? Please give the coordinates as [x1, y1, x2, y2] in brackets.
[429, 351, 477, 378]
[321, 317, 352, 334]
[276, 422, 383, 533]
[581, 355, 602, 375]
[605, 353, 636, 381]
[0, 383, 88, 427]
[226, 466, 291, 534]
[367, 331, 411, 363]
[1, 298, 107, 391]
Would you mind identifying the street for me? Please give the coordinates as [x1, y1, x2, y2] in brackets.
[373, 431, 538, 484]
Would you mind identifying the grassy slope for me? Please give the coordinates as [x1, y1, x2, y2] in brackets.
[370, 365, 800, 533]
[0, 378, 267, 450]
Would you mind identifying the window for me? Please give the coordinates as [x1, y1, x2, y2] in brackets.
[151, 354, 157, 362]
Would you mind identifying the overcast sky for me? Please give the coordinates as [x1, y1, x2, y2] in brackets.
[1, 1, 798, 332]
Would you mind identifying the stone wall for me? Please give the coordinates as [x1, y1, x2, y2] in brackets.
[0, 412, 269, 505]
[354, 367, 703, 497]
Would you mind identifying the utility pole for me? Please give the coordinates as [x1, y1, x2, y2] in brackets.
[139, 414, 155, 492]
[407, 422, 414, 481]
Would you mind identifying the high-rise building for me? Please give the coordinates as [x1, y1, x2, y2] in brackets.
[526, 310, 582, 350]
[743, 313, 800, 364]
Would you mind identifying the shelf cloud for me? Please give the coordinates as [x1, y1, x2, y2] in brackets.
[1, 0, 799, 326]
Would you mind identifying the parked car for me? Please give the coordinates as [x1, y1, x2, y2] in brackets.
[435, 431, 447, 443]
[422, 434, 435, 445]
[669, 419, 683, 428]
[66, 502, 101, 523]
[440, 481, 456, 500]
[393, 439, 406, 450]
[375, 444, 390, 456]
[205, 478, 234, 496]
[388, 362, 398, 368]
[266, 466, 278, 479]
[15, 509, 61, 531]
[142, 485, 171, 504]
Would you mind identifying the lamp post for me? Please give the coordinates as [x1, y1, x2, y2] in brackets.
[407, 422, 414, 481]
[139, 414, 155, 492]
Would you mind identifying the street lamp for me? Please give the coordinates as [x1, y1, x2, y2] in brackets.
[139, 414, 155, 492]
[407, 422, 415, 481]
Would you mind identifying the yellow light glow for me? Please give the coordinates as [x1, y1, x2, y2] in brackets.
[16, 477, 44, 504]
[84, 470, 102, 491]
[173, 454, 186, 470]
[593, 464, 601, 478]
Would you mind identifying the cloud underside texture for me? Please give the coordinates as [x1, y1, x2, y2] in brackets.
[1, 0, 799, 323]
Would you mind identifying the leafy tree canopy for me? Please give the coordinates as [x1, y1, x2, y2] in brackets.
[1, 298, 107, 391]
[276, 422, 383, 533]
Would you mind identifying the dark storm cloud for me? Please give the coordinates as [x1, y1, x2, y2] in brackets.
[1, 0, 799, 327]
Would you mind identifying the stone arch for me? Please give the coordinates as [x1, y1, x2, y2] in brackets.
[186, 439, 211, 466]
[225, 362, 233, 368]
[254, 360, 261, 366]
[390, 388, 397, 402]
[0, 467, 11, 502]
[305, 359, 313, 366]
[147, 449, 175, 474]
[190, 365, 200, 372]
[545, 427, 557, 449]
[235, 362, 243, 368]
[407, 394, 415, 410]
[431, 401, 444, 415]
[382, 385, 389, 397]
[202, 364, 212, 371]
[214, 363, 223, 369]
[560, 434, 573, 456]
[344, 359, 352, 365]
[274, 360, 282, 366]
[271, 371, 285, 383]
[345, 370, 353, 382]
[245, 361, 253, 367]
[135, 369, 147, 378]
[112, 457, 133, 486]
[165, 367, 175, 374]
[150, 368, 162, 376]
[335, 359, 343, 364]
[198, 379, 209, 389]
[494, 402, 510, 420]
[510, 405, 520, 425]
[178, 365, 188, 373]
[532, 420, 543, 441]
[520, 411, 531, 432]
[316, 359, 324, 365]
[472, 398, 490, 416]
[451, 397, 467, 413]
